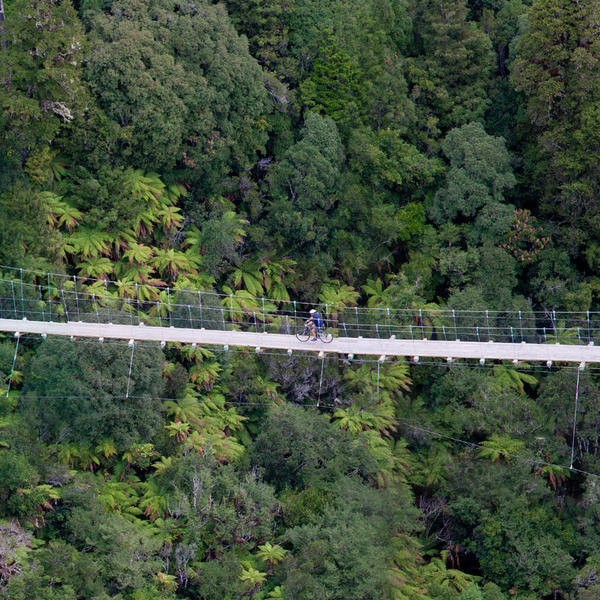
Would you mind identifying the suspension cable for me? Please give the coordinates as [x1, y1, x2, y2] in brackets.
[570, 367, 582, 469]
[5, 335, 20, 397]
[125, 341, 135, 399]
[317, 356, 325, 407]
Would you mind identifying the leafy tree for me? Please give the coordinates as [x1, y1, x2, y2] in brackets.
[476, 433, 526, 462]
[61, 166, 150, 232]
[429, 122, 516, 246]
[347, 127, 442, 200]
[239, 564, 266, 597]
[441, 454, 575, 597]
[300, 33, 367, 130]
[256, 542, 287, 575]
[23, 338, 164, 450]
[0, 0, 87, 165]
[407, 0, 494, 137]
[63, 485, 163, 596]
[190, 551, 245, 599]
[86, 0, 268, 187]
[252, 406, 378, 492]
[265, 112, 342, 275]
[0, 451, 37, 518]
[0, 183, 58, 269]
[283, 479, 417, 599]
[474, 500, 574, 595]
[0, 520, 32, 588]
[1, 539, 104, 600]
[185, 199, 249, 279]
[224, 0, 294, 75]
[510, 0, 600, 257]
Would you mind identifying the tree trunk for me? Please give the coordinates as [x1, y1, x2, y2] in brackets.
[0, 0, 7, 50]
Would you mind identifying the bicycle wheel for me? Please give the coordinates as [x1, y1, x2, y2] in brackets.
[296, 328, 311, 342]
[319, 329, 334, 343]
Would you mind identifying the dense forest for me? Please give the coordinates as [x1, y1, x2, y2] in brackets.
[2, 0, 600, 598]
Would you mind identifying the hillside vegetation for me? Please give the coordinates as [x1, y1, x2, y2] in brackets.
[2, 0, 600, 598]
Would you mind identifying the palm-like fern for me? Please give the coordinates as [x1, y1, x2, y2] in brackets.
[233, 260, 264, 297]
[78, 257, 114, 279]
[491, 364, 538, 394]
[151, 248, 198, 279]
[122, 242, 154, 265]
[68, 228, 112, 259]
[166, 420, 191, 442]
[40, 191, 83, 232]
[477, 434, 526, 463]
[157, 204, 184, 233]
[163, 396, 204, 427]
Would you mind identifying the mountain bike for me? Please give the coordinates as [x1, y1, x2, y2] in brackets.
[295, 325, 334, 343]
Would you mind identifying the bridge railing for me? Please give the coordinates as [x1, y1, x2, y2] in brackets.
[1, 275, 600, 346]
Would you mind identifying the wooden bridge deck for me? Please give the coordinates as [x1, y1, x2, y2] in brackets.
[1, 318, 597, 365]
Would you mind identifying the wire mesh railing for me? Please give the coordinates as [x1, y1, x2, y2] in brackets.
[1, 272, 600, 345]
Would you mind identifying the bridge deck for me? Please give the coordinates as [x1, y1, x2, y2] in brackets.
[1, 318, 598, 364]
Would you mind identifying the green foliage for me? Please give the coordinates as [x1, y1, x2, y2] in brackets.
[0, 451, 38, 518]
[2, 0, 600, 596]
[300, 34, 367, 129]
[348, 127, 443, 198]
[283, 479, 416, 599]
[0, 183, 58, 268]
[477, 434, 526, 462]
[63, 488, 163, 595]
[23, 338, 164, 450]
[265, 112, 343, 265]
[186, 201, 249, 278]
[510, 0, 600, 255]
[86, 0, 268, 185]
[474, 500, 574, 595]
[252, 406, 378, 491]
[407, 0, 494, 136]
[430, 123, 515, 241]
[0, 0, 87, 164]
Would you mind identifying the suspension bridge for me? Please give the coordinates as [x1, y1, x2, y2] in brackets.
[1, 266, 600, 366]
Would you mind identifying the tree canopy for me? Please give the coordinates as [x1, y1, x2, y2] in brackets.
[2, 0, 600, 597]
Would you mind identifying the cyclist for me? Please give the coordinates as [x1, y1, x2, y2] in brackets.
[306, 308, 324, 341]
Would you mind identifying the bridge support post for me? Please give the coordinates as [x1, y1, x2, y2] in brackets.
[519, 310, 523, 341]
[587, 310, 591, 342]
[47, 274, 52, 322]
[10, 280, 16, 318]
[198, 291, 203, 329]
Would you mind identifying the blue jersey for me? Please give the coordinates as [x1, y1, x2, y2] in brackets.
[313, 312, 324, 328]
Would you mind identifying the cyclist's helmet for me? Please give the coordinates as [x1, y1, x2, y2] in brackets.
[309, 309, 316, 314]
